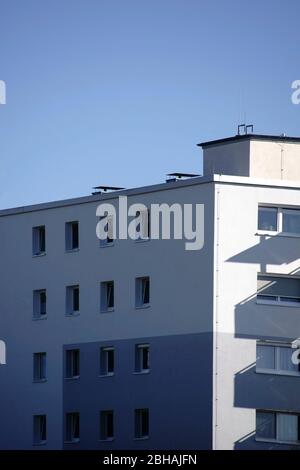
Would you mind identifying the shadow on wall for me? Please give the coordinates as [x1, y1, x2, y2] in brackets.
[226, 234, 300, 449]
[231, 234, 300, 340]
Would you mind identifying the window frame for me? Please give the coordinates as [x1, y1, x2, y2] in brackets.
[66, 285, 80, 316]
[135, 344, 150, 374]
[33, 414, 47, 445]
[256, 342, 300, 377]
[100, 347, 115, 377]
[33, 289, 47, 319]
[99, 215, 114, 247]
[65, 349, 80, 379]
[65, 412, 80, 443]
[256, 410, 300, 445]
[135, 277, 150, 308]
[32, 225, 46, 256]
[65, 221, 79, 252]
[99, 410, 114, 441]
[100, 281, 115, 313]
[258, 205, 300, 236]
[33, 352, 47, 382]
[134, 408, 149, 440]
[135, 209, 150, 242]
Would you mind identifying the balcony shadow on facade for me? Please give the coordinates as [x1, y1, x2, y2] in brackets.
[227, 234, 300, 449]
[233, 362, 300, 449]
[230, 233, 300, 340]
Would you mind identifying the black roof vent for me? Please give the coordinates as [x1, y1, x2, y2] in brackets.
[92, 185, 125, 195]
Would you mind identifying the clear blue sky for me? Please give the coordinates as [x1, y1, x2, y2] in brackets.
[0, 0, 300, 209]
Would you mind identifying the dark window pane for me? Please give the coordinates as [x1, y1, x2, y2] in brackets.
[107, 412, 114, 439]
[107, 282, 114, 308]
[39, 227, 45, 253]
[107, 350, 114, 374]
[283, 210, 300, 234]
[258, 207, 277, 231]
[73, 287, 79, 311]
[256, 411, 276, 439]
[143, 279, 150, 304]
[142, 348, 149, 370]
[72, 223, 79, 249]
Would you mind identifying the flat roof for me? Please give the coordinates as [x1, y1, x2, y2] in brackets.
[198, 134, 300, 148]
[2, 174, 300, 218]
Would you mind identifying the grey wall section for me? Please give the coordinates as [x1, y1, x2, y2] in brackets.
[0, 180, 215, 449]
[63, 333, 213, 450]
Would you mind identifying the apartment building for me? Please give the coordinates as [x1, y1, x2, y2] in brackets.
[0, 133, 300, 450]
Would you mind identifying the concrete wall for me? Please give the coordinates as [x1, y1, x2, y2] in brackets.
[0, 180, 215, 449]
[203, 141, 251, 178]
[250, 141, 300, 181]
[203, 138, 300, 181]
[63, 334, 212, 450]
[213, 181, 300, 449]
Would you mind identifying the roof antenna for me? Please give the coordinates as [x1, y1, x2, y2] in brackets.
[237, 124, 254, 136]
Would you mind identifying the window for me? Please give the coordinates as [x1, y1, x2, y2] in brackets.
[257, 274, 300, 305]
[33, 415, 47, 444]
[33, 290, 47, 318]
[99, 215, 114, 246]
[135, 409, 149, 439]
[100, 281, 114, 312]
[135, 344, 150, 373]
[65, 412, 80, 442]
[66, 221, 79, 251]
[136, 209, 150, 240]
[32, 226, 46, 255]
[66, 349, 80, 378]
[100, 347, 114, 376]
[100, 410, 114, 441]
[258, 206, 300, 234]
[283, 208, 300, 234]
[33, 352, 47, 381]
[135, 277, 150, 307]
[258, 207, 278, 232]
[256, 343, 300, 376]
[256, 411, 300, 443]
[66, 285, 80, 315]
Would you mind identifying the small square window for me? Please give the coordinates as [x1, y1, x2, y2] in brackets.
[135, 408, 149, 439]
[33, 415, 47, 444]
[100, 410, 114, 441]
[100, 347, 115, 376]
[33, 290, 47, 318]
[66, 221, 79, 251]
[32, 226, 46, 255]
[65, 349, 80, 378]
[33, 352, 47, 381]
[135, 277, 150, 307]
[135, 344, 150, 373]
[65, 412, 80, 442]
[66, 285, 80, 315]
[100, 281, 114, 312]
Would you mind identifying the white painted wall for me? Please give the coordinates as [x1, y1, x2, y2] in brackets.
[213, 180, 300, 449]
